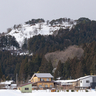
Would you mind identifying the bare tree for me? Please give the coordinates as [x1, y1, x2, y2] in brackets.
[34, 28, 38, 34]
[38, 23, 42, 30]
[46, 20, 49, 25]
[7, 28, 12, 33]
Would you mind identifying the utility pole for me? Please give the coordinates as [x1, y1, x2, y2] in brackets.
[16, 73, 18, 86]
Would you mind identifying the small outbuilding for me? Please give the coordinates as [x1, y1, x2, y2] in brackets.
[18, 83, 32, 93]
[0, 80, 17, 89]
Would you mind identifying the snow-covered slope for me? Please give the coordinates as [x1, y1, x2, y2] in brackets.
[7, 21, 76, 47]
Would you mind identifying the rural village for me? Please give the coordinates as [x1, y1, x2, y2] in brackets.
[0, 73, 96, 93]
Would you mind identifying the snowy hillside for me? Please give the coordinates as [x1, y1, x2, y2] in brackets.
[7, 20, 76, 47]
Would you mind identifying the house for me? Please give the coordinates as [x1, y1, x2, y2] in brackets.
[54, 80, 76, 90]
[18, 83, 32, 93]
[30, 73, 54, 90]
[0, 80, 17, 89]
[55, 75, 96, 89]
[74, 75, 96, 89]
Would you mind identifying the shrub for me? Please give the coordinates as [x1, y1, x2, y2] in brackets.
[71, 90, 74, 92]
[85, 90, 88, 92]
[66, 90, 69, 92]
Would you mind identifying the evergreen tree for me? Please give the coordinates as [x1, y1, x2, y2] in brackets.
[54, 69, 58, 80]
[0, 64, 2, 79]
[63, 58, 71, 79]
[39, 57, 49, 73]
[39, 57, 53, 73]
[47, 60, 53, 74]
[19, 62, 24, 82]
[54, 60, 63, 79]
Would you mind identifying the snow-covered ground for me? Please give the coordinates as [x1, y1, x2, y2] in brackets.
[0, 89, 96, 96]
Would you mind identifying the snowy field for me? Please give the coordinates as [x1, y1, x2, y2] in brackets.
[0, 89, 96, 96]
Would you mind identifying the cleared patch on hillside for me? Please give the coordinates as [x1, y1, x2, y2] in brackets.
[45, 45, 84, 68]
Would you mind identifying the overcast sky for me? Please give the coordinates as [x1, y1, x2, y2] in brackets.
[0, 0, 96, 32]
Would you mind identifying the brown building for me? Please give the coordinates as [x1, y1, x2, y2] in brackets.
[30, 73, 54, 90]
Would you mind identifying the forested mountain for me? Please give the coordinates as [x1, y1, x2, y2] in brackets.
[1, 17, 96, 82]
[28, 18, 96, 54]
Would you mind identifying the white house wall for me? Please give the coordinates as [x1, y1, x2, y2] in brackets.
[80, 77, 92, 87]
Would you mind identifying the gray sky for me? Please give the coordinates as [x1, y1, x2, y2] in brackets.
[0, 0, 96, 32]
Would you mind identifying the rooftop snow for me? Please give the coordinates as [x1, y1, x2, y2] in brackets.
[0, 80, 14, 85]
[34, 73, 53, 78]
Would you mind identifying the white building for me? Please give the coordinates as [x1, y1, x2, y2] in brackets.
[0, 80, 17, 89]
[55, 75, 96, 89]
[75, 75, 96, 88]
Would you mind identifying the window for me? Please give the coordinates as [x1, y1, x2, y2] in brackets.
[50, 85, 52, 88]
[40, 78, 44, 81]
[39, 85, 42, 88]
[86, 80, 89, 83]
[25, 88, 29, 90]
[46, 78, 49, 81]
[45, 85, 48, 87]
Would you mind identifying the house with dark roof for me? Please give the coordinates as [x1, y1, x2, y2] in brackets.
[18, 83, 32, 93]
[30, 73, 54, 90]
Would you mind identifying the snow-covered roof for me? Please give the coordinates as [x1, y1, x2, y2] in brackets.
[55, 75, 96, 85]
[76, 75, 96, 81]
[55, 80, 77, 83]
[18, 83, 32, 87]
[11, 84, 17, 87]
[33, 73, 53, 78]
[55, 80, 77, 85]
[0, 80, 14, 85]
